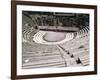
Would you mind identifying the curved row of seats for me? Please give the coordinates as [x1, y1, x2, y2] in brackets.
[22, 42, 66, 68]
[23, 25, 89, 45]
[75, 27, 89, 39]
[22, 25, 90, 68]
[22, 24, 39, 43]
[59, 26, 90, 66]
[32, 31, 74, 45]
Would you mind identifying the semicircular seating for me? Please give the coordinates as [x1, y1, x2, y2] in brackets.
[22, 18, 90, 68]
[59, 26, 90, 66]
[32, 31, 75, 45]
